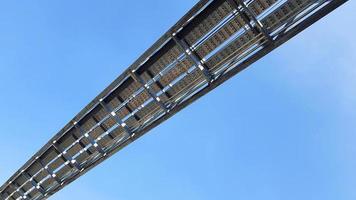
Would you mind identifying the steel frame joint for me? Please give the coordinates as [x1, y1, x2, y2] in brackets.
[98, 99, 133, 138]
[171, 34, 214, 84]
[228, 0, 273, 42]
[129, 71, 169, 113]
[73, 123, 106, 155]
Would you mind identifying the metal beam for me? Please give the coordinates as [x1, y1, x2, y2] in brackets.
[73, 123, 106, 155]
[228, 0, 273, 42]
[146, 69, 172, 98]
[11, 182, 26, 199]
[99, 99, 133, 138]
[0, 192, 4, 199]
[52, 142, 81, 171]
[22, 172, 46, 196]
[0, 1, 348, 199]
[5, 191, 12, 200]
[37, 159, 61, 184]
[171, 35, 214, 83]
[129, 71, 169, 112]
[92, 115, 114, 140]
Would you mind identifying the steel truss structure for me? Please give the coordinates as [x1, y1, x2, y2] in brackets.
[0, 0, 348, 199]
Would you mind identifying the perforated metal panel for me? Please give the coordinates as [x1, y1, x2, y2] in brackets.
[249, 0, 279, 16]
[0, 0, 347, 199]
[262, 0, 314, 31]
[180, 1, 234, 46]
[205, 30, 261, 69]
[195, 14, 246, 58]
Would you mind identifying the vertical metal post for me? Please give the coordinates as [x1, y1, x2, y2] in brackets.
[171, 34, 213, 83]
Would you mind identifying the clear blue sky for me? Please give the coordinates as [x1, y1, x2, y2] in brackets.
[0, 1, 355, 200]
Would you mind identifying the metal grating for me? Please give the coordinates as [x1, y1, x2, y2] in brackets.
[0, 0, 348, 199]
